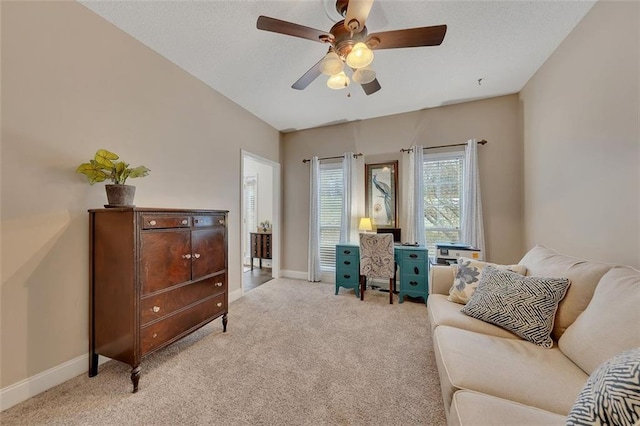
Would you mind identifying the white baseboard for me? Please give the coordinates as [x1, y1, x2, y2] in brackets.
[281, 269, 307, 280]
[280, 270, 336, 284]
[229, 287, 243, 302]
[0, 354, 110, 412]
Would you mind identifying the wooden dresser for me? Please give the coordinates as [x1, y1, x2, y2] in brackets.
[249, 232, 272, 270]
[88, 208, 228, 392]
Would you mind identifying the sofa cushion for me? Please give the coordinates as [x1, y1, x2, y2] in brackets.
[450, 390, 566, 426]
[461, 266, 570, 348]
[427, 294, 519, 339]
[518, 245, 613, 340]
[433, 325, 588, 416]
[448, 257, 527, 304]
[566, 348, 640, 426]
[559, 267, 640, 374]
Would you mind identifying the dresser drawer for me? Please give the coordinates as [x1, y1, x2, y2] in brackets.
[336, 256, 358, 269]
[336, 266, 359, 285]
[336, 246, 359, 258]
[401, 250, 427, 262]
[401, 274, 427, 293]
[402, 260, 428, 277]
[141, 215, 190, 229]
[140, 276, 226, 325]
[141, 293, 226, 355]
[193, 215, 225, 227]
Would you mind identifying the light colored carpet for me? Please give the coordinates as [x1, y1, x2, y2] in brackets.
[1, 278, 446, 425]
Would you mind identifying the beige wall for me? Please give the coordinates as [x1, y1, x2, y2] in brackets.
[282, 95, 525, 274]
[1, 2, 279, 388]
[520, 1, 639, 267]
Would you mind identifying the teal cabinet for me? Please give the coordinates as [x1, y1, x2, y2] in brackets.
[396, 246, 429, 304]
[335, 244, 360, 297]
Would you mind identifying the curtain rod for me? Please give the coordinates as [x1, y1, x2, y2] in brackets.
[400, 139, 487, 153]
[302, 153, 363, 163]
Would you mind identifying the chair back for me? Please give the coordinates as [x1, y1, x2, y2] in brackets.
[359, 233, 395, 279]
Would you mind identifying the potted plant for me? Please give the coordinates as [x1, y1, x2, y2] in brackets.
[76, 149, 150, 206]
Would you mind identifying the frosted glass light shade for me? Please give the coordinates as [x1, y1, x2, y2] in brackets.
[359, 217, 373, 232]
[319, 52, 344, 76]
[346, 42, 374, 69]
[327, 72, 350, 90]
[352, 66, 376, 84]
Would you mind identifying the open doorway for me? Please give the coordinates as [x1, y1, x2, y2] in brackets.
[241, 151, 280, 294]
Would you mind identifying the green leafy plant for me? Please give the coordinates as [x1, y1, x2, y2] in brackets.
[76, 149, 150, 185]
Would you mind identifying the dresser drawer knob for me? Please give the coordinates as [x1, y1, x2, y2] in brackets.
[216, 302, 223, 308]
[152, 333, 158, 338]
[218, 219, 224, 225]
[193, 253, 201, 259]
[344, 260, 351, 265]
[181, 219, 188, 225]
[182, 254, 192, 259]
[414, 267, 420, 274]
[344, 274, 351, 279]
[409, 253, 418, 259]
[215, 282, 223, 287]
[148, 220, 157, 226]
[152, 306, 160, 313]
[410, 281, 418, 286]
[344, 250, 351, 255]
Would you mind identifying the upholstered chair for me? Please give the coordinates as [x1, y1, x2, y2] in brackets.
[359, 233, 396, 304]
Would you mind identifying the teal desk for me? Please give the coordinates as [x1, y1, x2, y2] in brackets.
[335, 243, 429, 304]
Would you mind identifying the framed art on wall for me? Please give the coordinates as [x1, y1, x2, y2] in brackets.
[365, 161, 398, 228]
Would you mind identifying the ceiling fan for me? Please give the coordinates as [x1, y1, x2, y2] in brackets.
[256, 0, 447, 95]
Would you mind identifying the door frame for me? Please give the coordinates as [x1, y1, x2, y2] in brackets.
[240, 150, 280, 291]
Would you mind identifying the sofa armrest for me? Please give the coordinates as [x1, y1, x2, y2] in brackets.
[430, 265, 455, 295]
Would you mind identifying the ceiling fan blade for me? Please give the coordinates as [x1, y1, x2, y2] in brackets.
[344, 0, 374, 33]
[257, 16, 332, 43]
[292, 58, 324, 90]
[361, 78, 381, 95]
[367, 25, 447, 50]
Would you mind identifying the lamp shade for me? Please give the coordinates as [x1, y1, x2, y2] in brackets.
[359, 217, 373, 232]
[346, 42, 374, 69]
[319, 51, 344, 76]
[352, 66, 376, 84]
[327, 71, 350, 90]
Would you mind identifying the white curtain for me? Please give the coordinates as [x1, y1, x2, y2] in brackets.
[406, 145, 426, 246]
[308, 156, 321, 282]
[461, 139, 485, 255]
[339, 152, 357, 243]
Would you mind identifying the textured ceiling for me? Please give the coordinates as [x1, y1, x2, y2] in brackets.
[79, 0, 596, 132]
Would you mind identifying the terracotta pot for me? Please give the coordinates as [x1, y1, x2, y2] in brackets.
[105, 184, 136, 207]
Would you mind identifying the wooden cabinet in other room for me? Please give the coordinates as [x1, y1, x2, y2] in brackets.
[250, 232, 272, 269]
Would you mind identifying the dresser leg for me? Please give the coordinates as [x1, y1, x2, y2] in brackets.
[131, 366, 141, 393]
[222, 313, 228, 332]
[89, 352, 99, 377]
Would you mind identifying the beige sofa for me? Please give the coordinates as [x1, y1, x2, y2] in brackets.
[428, 245, 640, 425]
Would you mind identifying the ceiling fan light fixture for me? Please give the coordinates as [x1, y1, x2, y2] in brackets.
[345, 42, 374, 69]
[352, 66, 376, 84]
[319, 51, 344, 76]
[327, 71, 350, 90]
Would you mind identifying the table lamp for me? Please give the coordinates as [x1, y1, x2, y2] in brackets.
[359, 217, 373, 233]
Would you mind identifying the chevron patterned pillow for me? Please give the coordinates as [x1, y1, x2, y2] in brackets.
[460, 266, 570, 348]
[567, 348, 640, 426]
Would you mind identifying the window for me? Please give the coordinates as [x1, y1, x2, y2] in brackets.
[243, 176, 257, 263]
[318, 162, 343, 271]
[423, 152, 464, 254]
